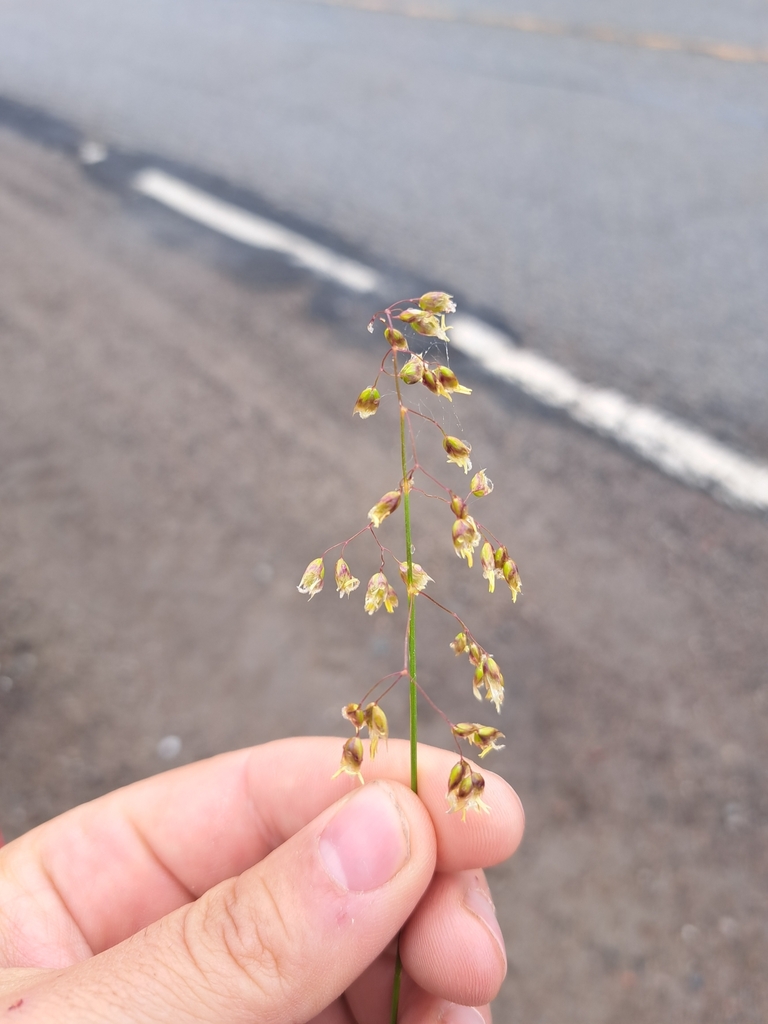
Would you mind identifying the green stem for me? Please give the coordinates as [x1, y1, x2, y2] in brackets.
[393, 359, 418, 795]
[390, 947, 403, 1024]
[390, 353, 418, 1024]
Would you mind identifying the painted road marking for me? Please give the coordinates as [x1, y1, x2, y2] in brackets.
[305, 0, 768, 65]
[452, 316, 768, 513]
[78, 140, 108, 165]
[133, 168, 383, 295]
[132, 166, 768, 513]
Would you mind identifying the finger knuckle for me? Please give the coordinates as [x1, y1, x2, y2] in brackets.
[198, 875, 293, 1003]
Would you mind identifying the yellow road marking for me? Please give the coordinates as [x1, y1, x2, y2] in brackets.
[303, 0, 768, 65]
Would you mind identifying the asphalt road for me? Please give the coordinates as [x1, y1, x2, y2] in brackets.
[1, 118, 768, 1023]
[0, 0, 767, 458]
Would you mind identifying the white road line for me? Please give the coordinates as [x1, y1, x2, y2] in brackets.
[79, 140, 108, 165]
[132, 166, 768, 513]
[132, 168, 383, 295]
[452, 315, 768, 512]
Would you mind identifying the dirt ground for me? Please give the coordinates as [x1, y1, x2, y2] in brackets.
[1, 125, 767, 1023]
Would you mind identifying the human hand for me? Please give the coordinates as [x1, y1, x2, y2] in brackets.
[0, 737, 524, 1023]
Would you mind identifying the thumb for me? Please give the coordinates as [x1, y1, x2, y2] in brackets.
[15, 781, 436, 1023]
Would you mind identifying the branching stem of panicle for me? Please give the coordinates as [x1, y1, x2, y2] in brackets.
[411, 463, 453, 496]
[399, 408, 454, 502]
[331, 523, 393, 572]
[411, 485, 447, 502]
[357, 669, 408, 707]
[403, 402, 420, 456]
[476, 523, 504, 548]
[405, 406, 445, 434]
[335, 524, 374, 559]
[368, 528, 392, 571]
[414, 679, 462, 753]
[419, 590, 471, 634]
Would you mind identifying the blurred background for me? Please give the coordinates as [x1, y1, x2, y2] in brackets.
[0, 1, 767, 1021]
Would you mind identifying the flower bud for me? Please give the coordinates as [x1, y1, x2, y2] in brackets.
[398, 561, 433, 595]
[364, 572, 398, 614]
[419, 291, 457, 314]
[411, 313, 442, 337]
[449, 493, 468, 519]
[436, 365, 458, 388]
[384, 327, 408, 350]
[481, 541, 496, 593]
[469, 772, 490, 811]
[429, 368, 452, 401]
[450, 631, 469, 655]
[475, 726, 506, 757]
[503, 559, 522, 602]
[468, 642, 483, 666]
[364, 702, 389, 758]
[368, 489, 402, 527]
[399, 354, 425, 384]
[471, 653, 504, 708]
[353, 386, 380, 418]
[452, 723, 505, 758]
[443, 435, 472, 473]
[447, 759, 471, 795]
[332, 736, 365, 784]
[451, 722, 478, 739]
[473, 663, 485, 702]
[470, 469, 493, 497]
[397, 309, 449, 341]
[397, 308, 424, 324]
[297, 557, 325, 599]
[482, 655, 505, 712]
[436, 366, 471, 398]
[452, 516, 481, 567]
[494, 545, 509, 570]
[458, 771, 474, 800]
[446, 761, 490, 819]
[342, 703, 365, 730]
[335, 558, 361, 598]
[422, 369, 440, 395]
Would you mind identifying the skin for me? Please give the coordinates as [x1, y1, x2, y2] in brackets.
[0, 737, 524, 1023]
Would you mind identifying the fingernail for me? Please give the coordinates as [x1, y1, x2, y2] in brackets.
[439, 1003, 485, 1024]
[464, 888, 507, 965]
[319, 783, 409, 892]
